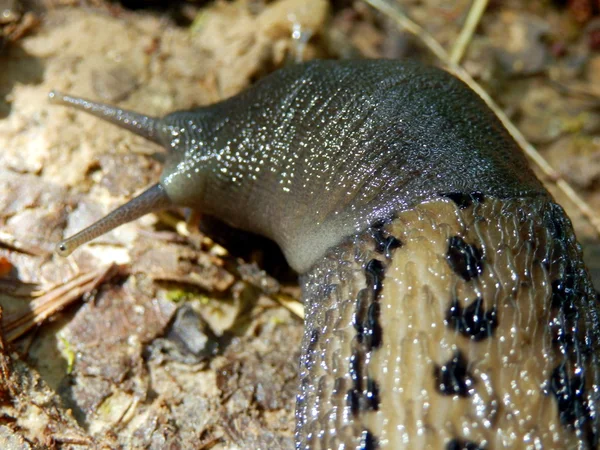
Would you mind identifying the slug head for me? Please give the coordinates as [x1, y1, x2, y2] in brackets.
[152, 112, 212, 210]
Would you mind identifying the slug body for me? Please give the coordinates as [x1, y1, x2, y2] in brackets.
[51, 60, 600, 449]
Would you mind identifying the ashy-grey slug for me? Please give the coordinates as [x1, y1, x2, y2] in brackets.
[50, 59, 600, 450]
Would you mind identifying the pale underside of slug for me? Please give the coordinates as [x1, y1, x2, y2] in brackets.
[297, 195, 600, 450]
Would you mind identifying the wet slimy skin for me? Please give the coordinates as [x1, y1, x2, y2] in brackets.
[50, 60, 600, 449]
[299, 197, 599, 449]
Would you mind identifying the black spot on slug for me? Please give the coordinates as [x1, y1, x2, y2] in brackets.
[364, 377, 380, 411]
[549, 362, 596, 446]
[370, 223, 402, 259]
[446, 236, 484, 281]
[445, 297, 498, 341]
[446, 438, 486, 450]
[370, 214, 398, 230]
[303, 329, 320, 371]
[346, 389, 360, 416]
[363, 302, 382, 350]
[359, 429, 378, 450]
[346, 377, 380, 415]
[441, 192, 485, 209]
[472, 192, 485, 203]
[365, 259, 385, 297]
[353, 288, 372, 337]
[349, 351, 362, 389]
[434, 351, 475, 397]
[370, 218, 387, 229]
[347, 350, 363, 417]
[355, 259, 385, 350]
[348, 255, 387, 418]
[383, 236, 401, 258]
[308, 329, 319, 350]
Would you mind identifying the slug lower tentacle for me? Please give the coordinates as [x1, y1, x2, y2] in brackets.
[51, 59, 600, 449]
[56, 183, 172, 256]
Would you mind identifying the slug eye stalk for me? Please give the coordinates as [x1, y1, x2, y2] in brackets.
[48, 91, 161, 143]
[56, 183, 172, 257]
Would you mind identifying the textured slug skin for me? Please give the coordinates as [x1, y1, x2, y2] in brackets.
[297, 196, 600, 450]
[52, 60, 600, 449]
[155, 60, 548, 274]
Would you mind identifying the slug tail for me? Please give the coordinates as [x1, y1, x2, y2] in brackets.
[48, 91, 161, 143]
[56, 183, 171, 257]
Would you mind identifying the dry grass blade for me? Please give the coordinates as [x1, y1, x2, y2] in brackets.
[51, 435, 94, 446]
[365, 0, 448, 61]
[0, 231, 47, 256]
[273, 293, 304, 319]
[449, 0, 489, 64]
[3, 264, 118, 342]
[362, 0, 600, 237]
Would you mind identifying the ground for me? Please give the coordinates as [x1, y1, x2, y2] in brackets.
[0, 0, 599, 449]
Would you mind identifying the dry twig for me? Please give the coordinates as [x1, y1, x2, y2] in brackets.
[2, 264, 119, 342]
[273, 293, 304, 319]
[362, 0, 600, 236]
[449, 0, 489, 64]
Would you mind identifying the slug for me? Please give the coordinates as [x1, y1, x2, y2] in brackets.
[50, 59, 600, 450]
